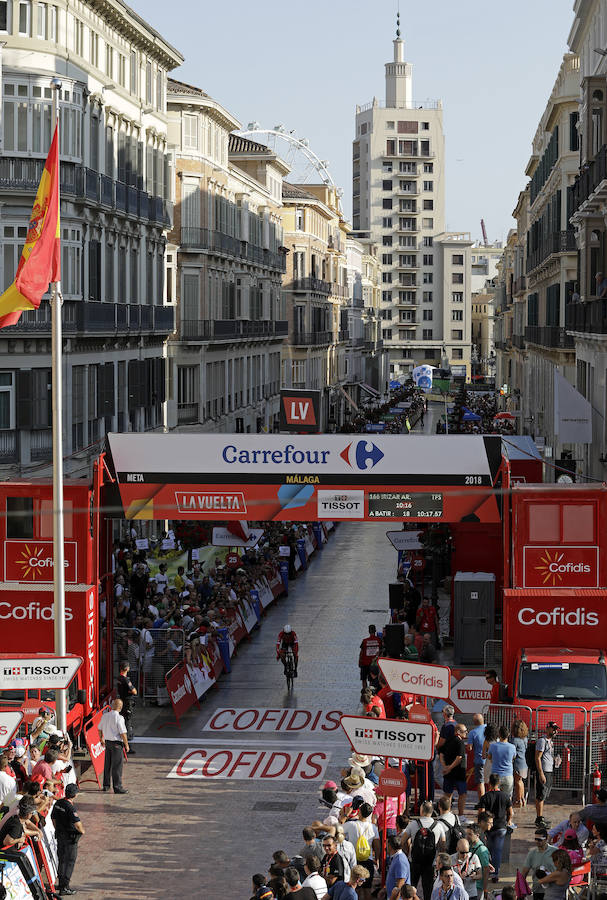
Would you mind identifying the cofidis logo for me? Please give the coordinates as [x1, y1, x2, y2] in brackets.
[4, 541, 77, 584]
[523, 545, 599, 588]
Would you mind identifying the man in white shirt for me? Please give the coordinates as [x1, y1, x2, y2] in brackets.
[99, 699, 129, 794]
[154, 564, 169, 595]
[404, 801, 448, 900]
[301, 855, 327, 900]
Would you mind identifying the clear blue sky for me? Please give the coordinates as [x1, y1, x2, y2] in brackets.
[131, 0, 574, 244]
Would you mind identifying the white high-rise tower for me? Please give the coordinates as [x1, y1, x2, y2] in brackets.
[353, 15, 472, 379]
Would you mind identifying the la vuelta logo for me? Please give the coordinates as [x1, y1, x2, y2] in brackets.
[524, 545, 599, 588]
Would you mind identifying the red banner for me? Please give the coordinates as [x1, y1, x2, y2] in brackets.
[206, 638, 224, 679]
[83, 704, 109, 788]
[227, 609, 247, 646]
[523, 545, 599, 588]
[165, 660, 200, 726]
[4, 539, 78, 584]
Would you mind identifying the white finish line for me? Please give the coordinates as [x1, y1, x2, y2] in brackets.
[167, 746, 330, 781]
[136, 736, 345, 747]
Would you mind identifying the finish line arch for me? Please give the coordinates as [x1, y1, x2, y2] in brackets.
[104, 433, 504, 524]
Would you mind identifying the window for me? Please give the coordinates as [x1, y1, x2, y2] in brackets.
[451, 329, 463, 340]
[422, 218, 433, 228]
[0, 1, 10, 31]
[183, 114, 198, 150]
[423, 309, 433, 320]
[423, 273, 433, 284]
[423, 254, 433, 265]
[452, 309, 463, 321]
[570, 111, 579, 152]
[36, 1, 46, 37]
[422, 328, 433, 340]
[146, 61, 152, 104]
[7, 496, 33, 538]
[18, 1, 30, 35]
[130, 49, 138, 94]
[118, 54, 126, 87]
[423, 199, 434, 210]
[383, 328, 392, 339]
[60, 227, 82, 298]
[398, 120, 418, 133]
[423, 236, 433, 247]
[383, 162, 393, 173]
[360, 123, 367, 135]
[421, 140, 430, 156]
[382, 198, 393, 210]
[399, 235, 415, 247]
[399, 162, 416, 173]
[382, 179, 393, 191]
[452, 348, 463, 359]
[382, 253, 393, 265]
[381, 309, 392, 320]
[178, 366, 199, 407]
[425, 349, 435, 360]
[382, 272, 392, 283]
[423, 180, 433, 191]
[423, 291, 433, 302]
[383, 236, 393, 247]
[386, 121, 395, 129]
[295, 208, 304, 230]
[452, 254, 464, 265]
[156, 71, 163, 110]
[382, 217, 392, 228]
[424, 163, 433, 173]
[0, 373, 13, 430]
[90, 31, 99, 67]
[106, 44, 113, 79]
[382, 290, 392, 303]
[452, 272, 464, 284]
[422, 122, 430, 130]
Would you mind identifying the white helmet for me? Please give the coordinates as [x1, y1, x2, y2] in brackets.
[283, 624, 292, 633]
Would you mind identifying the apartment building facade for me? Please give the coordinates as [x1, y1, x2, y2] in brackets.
[568, 0, 607, 478]
[165, 79, 288, 434]
[519, 53, 579, 460]
[352, 26, 473, 379]
[280, 183, 351, 430]
[0, 0, 182, 476]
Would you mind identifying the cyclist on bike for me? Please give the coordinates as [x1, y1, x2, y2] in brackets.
[276, 624, 299, 677]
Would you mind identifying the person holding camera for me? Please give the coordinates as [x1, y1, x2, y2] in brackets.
[536, 849, 572, 900]
[521, 828, 559, 900]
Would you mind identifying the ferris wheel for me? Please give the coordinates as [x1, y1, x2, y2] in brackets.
[236, 123, 343, 211]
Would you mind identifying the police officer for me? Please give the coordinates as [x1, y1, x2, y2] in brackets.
[51, 782, 84, 896]
[116, 660, 137, 754]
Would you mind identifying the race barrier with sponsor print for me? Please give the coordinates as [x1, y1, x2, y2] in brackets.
[83, 703, 110, 788]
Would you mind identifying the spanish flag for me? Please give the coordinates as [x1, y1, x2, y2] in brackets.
[0, 124, 60, 328]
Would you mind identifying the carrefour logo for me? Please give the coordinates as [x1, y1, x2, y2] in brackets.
[340, 440, 384, 470]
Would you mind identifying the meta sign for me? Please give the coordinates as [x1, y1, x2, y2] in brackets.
[340, 715, 434, 761]
[378, 658, 451, 700]
[0, 655, 82, 690]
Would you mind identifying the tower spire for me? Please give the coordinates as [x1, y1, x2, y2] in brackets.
[396, 11, 400, 39]
[386, 6, 412, 107]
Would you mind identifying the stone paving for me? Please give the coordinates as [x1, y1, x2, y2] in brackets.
[70, 520, 585, 899]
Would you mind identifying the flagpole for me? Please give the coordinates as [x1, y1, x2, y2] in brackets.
[50, 76, 66, 733]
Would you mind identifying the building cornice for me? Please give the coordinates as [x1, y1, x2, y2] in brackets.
[87, 0, 184, 69]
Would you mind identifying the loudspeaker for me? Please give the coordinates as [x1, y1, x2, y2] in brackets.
[384, 623, 405, 658]
[389, 582, 405, 610]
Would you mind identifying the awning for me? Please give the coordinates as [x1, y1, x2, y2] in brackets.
[339, 384, 359, 412]
[360, 382, 380, 397]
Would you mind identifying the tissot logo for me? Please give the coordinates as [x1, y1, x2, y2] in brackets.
[340, 440, 384, 470]
[317, 491, 365, 519]
[523, 545, 599, 588]
[175, 492, 247, 514]
[355, 727, 374, 739]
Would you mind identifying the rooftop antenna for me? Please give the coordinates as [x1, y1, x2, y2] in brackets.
[396, 7, 401, 38]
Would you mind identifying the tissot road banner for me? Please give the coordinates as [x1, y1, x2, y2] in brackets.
[106, 433, 503, 523]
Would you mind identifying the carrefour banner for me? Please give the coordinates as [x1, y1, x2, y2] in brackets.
[105, 433, 503, 524]
[412, 365, 433, 392]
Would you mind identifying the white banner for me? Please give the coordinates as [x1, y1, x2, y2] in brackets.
[554, 369, 592, 443]
[340, 715, 434, 760]
[386, 531, 423, 551]
[278, 546, 291, 557]
[212, 527, 265, 548]
[378, 658, 451, 699]
[0, 656, 82, 690]
[135, 538, 149, 550]
[0, 710, 23, 744]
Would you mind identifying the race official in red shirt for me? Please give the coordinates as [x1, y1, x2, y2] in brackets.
[415, 596, 438, 638]
[358, 624, 381, 686]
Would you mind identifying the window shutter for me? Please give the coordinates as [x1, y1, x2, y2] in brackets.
[16, 370, 33, 428]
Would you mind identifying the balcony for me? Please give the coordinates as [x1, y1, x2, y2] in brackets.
[566, 298, 607, 335]
[512, 334, 526, 349]
[570, 144, 607, 212]
[349, 337, 366, 348]
[330, 283, 349, 299]
[338, 330, 350, 342]
[290, 277, 331, 295]
[180, 227, 286, 272]
[0, 430, 18, 463]
[526, 230, 577, 274]
[180, 319, 288, 341]
[524, 325, 574, 349]
[291, 331, 332, 346]
[177, 403, 199, 425]
[0, 302, 175, 336]
[513, 275, 527, 294]
[0, 156, 171, 227]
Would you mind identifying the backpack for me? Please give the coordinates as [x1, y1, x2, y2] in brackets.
[439, 815, 466, 854]
[355, 823, 371, 862]
[411, 821, 438, 864]
[525, 739, 538, 771]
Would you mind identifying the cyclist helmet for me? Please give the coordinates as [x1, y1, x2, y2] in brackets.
[283, 624, 292, 633]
